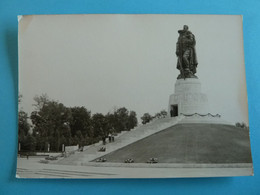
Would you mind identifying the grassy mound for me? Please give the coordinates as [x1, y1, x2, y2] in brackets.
[98, 124, 252, 163]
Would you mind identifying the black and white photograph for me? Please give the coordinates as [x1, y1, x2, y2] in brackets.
[17, 14, 253, 178]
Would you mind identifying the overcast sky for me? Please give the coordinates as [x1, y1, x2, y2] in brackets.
[18, 14, 248, 125]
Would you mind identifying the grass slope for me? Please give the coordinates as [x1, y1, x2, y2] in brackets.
[98, 124, 252, 163]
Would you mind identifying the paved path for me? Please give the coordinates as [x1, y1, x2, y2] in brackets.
[17, 158, 253, 178]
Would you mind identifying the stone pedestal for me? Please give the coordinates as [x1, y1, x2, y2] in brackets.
[168, 78, 209, 116]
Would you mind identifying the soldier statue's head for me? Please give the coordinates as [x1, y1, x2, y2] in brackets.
[183, 25, 189, 31]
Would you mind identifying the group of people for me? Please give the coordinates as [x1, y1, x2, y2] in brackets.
[102, 133, 116, 145]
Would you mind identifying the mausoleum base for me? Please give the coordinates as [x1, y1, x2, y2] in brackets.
[168, 78, 209, 116]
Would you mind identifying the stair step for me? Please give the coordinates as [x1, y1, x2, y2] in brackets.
[57, 117, 184, 163]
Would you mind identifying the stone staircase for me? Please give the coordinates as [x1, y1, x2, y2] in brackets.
[57, 116, 184, 165]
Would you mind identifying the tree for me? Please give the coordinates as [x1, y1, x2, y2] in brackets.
[114, 107, 129, 131]
[106, 107, 138, 132]
[70, 107, 92, 138]
[31, 95, 72, 152]
[127, 111, 138, 130]
[141, 113, 153, 124]
[154, 112, 162, 119]
[18, 110, 31, 151]
[18, 94, 32, 151]
[74, 130, 85, 147]
[33, 93, 49, 111]
[18, 111, 30, 138]
[28, 94, 141, 150]
[91, 113, 107, 138]
[24, 134, 36, 151]
[154, 110, 168, 119]
[105, 112, 117, 133]
[69, 106, 94, 146]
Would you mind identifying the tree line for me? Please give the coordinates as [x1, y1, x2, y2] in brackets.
[18, 94, 167, 152]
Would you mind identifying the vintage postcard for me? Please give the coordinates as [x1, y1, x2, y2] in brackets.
[17, 14, 253, 178]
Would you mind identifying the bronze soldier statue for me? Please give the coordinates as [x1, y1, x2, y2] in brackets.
[176, 25, 198, 79]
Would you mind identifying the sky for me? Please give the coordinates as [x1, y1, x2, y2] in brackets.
[18, 14, 248, 125]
